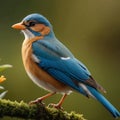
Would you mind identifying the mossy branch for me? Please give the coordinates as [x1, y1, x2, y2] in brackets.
[0, 99, 86, 120]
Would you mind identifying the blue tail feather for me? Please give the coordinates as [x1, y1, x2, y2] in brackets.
[87, 86, 120, 118]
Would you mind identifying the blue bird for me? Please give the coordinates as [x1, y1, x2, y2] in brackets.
[12, 13, 120, 118]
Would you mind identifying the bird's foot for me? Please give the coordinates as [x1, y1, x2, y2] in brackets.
[29, 98, 45, 106]
[29, 92, 56, 105]
[48, 103, 63, 110]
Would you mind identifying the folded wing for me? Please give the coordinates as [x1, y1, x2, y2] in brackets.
[32, 40, 105, 97]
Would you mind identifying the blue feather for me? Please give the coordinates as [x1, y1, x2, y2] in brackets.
[32, 40, 90, 81]
[87, 86, 120, 118]
[22, 13, 52, 27]
[32, 40, 94, 97]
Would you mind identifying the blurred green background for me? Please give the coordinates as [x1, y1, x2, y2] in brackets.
[0, 0, 120, 120]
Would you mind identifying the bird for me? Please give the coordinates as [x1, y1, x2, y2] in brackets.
[12, 13, 120, 118]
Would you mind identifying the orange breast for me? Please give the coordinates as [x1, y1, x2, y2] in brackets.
[21, 37, 69, 92]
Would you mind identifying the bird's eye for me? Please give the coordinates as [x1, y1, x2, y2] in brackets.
[29, 22, 36, 27]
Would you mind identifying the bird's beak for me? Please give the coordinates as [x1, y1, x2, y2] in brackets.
[12, 22, 26, 30]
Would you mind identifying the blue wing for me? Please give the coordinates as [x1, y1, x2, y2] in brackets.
[32, 39, 96, 94]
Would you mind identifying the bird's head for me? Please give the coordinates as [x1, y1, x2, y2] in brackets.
[12, 13, 54, 39]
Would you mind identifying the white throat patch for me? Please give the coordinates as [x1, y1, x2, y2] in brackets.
[22, 29, 35, 39]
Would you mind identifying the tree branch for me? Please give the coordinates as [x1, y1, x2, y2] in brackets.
[0, 99, 86, 120]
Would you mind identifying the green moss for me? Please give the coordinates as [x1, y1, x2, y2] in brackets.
[0, 99, 86, 120]
[47, 108, 86, 120]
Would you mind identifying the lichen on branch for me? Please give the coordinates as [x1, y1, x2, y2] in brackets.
[0, 99, 86, 120]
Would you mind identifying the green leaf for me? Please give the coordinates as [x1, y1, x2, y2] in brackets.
[0, 86, 4, 90]
[0, 64, 12, 72]
[0, 91, 8, 98]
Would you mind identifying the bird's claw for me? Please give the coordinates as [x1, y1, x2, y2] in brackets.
[29, 99, 45, 106]
[48, 103, 64, 110]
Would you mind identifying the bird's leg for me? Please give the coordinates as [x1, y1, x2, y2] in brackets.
[29, 92, 56, 105]
[48, 94, 67, 109]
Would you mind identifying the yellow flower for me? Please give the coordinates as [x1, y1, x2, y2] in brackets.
[0, 75, 6, 83]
